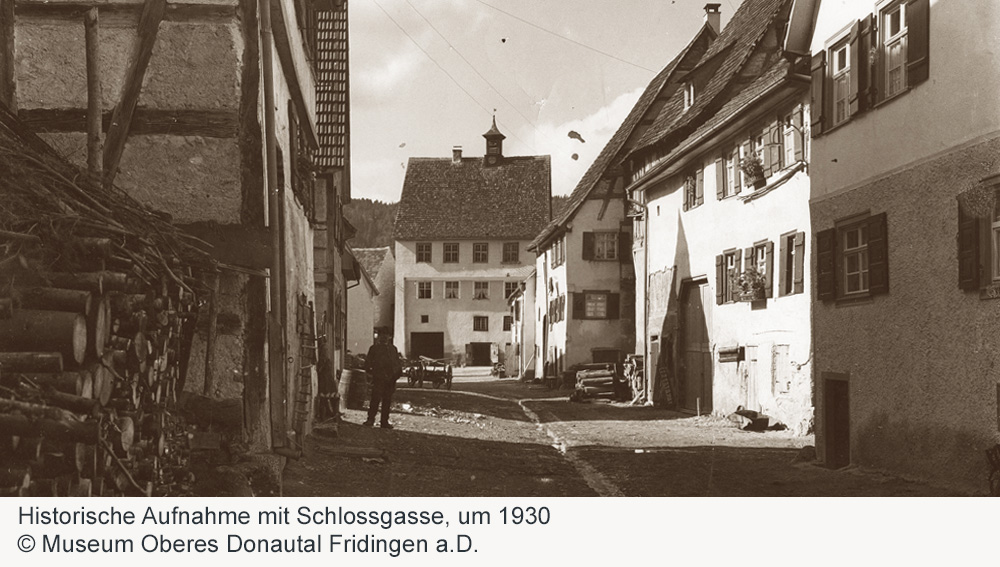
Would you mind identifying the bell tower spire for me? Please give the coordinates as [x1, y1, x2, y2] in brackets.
[482, 115, 506, 166]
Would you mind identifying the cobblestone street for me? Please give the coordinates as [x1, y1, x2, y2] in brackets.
[284, 370, 963, 497]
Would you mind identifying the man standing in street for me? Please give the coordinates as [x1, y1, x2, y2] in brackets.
[364, 329, 402, 429]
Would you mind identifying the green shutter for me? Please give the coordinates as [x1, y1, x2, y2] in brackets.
[906, 0, 930, 87]
[810, 51, 826, 136]
[817, 228, 836, 301]
[867, 212, 889, 296]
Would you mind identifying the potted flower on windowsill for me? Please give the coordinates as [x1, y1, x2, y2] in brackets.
[733, 264, 767, 302]
[740, 153, 766, 190]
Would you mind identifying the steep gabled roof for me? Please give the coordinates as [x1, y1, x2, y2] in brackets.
[353, 247, 390, 280]
[528, 24, 718, 251]
[632, 0, 789, 152]
[316, 7, 350, 170]
[393, 155, 551, 241]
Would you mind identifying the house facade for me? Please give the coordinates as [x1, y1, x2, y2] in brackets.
[393, 122, 551, 365]
[3, 0, 349, 450]
[807, 0, 1000, 491]
[346, 246, 394, 354]
[625, 0, 814, 432]
[507, 270, 536, 379]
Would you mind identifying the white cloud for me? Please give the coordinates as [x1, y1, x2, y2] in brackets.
[525, 86, 645, 196]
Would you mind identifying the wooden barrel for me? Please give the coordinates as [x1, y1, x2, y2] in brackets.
[338, 369, 369, 412]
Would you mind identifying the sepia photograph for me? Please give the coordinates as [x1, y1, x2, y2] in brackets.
[1, 0, 998, 501]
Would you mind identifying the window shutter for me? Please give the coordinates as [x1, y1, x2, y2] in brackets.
[858, 14, 873, 111]
[793, 231, 806, 295]
[957, 198, 981, 291]
[810, 51, 826, 136]
[906, 0, 930, 87]
[848, 19, 862, 116]
[740, 140, 752, 186]
[767, 121, 783, 174]
[715, 157, 726, 200]
[764, 240, 774, 298]
[792, 106, 804, 162]
[607, 293, 620, 320]
[867, 212, 889, 296]
[744, 247, 753, 271]
[572, 292, 585, 319]
[817, 228, 837, 301]
[695, 168, 704, 206]
[761, 130, 772, 177]
[618, 231, 632, 262]
[734, 250, 742, 281]
[716, 254, 724, 305]
[582, 232, 594, 260]
[779, 235, 790, 297]
[732, 147, 742, 189]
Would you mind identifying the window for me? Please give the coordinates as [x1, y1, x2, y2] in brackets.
[503, 316, 513, 332]
[957, 182, 1000, 293]
[473, 243, 489, 263]
[550, 237, 565, 268]
[684, 82, 695, 110]
[420, 315, 429, 323]
[417, 281, 432, 299]
[816, 213, 888, 301]
[831, 41, 850, 127]
[504, 282, 518, 299]
[445, 281, 459, 299]
[416, 242, 432, 263]
[718, 147, 740, 199]
[473, 316, 488, 332]
[716, 250, 740, 304]
[502, 242, 519, 264]
[572, 291, 620, 320]
[443, 242, 459, 263]
[779, 231, 806, 297]
[474, 281, 489, 300]
[783, 108, 804, 166]
[882, 2, 907, 99]
[594, 232, 618, 260]
[683, 169, 704, 210]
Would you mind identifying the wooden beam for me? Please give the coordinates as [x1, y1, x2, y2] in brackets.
[84, 7, 103, 188]
[101, 0, 165, 189]
[0, 0, 15, 111]
[18, 108, 240, 138]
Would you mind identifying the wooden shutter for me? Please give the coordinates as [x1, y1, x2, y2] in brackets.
[810, 51, 826, 136]
[857, 14, 873, 111]
[793, 231, 806, 295]
[618, 231, 632, 262]
[848, 19, 862, 116]
[779, 235, 790, 297]
[734, 251, 742, 283]
[740, 140, 752, 186]
[906, 0, 930, 87]
[767, 121, 783, 174]
[715, 157, 726, 200]
[792, 106, 804, 162]
[607, 293, 620, 320]
[572, 292, 585, 319]
[761, 129, 772, 177]
[867, 212, 889, 296]
[582, 232, 594, 260]
[957, 198, 981, 291]
[716, 254, 724, 305]
[764, 240, 774, 298]
[732, 147, 742, 189]
[817, 228, 837, 301]
[744, 247, 753, 272]
[695, 168, 704, 206]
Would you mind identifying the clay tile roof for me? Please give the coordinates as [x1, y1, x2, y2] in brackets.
[316, 7, 349, 169]
[528, 24, 717, 250]
[631, 0, 789, 152]
[353, 247, 390, 279]
[393, 155, 551, 241]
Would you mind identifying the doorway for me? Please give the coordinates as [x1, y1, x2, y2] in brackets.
[679, 280, 712, 413]
[468, 342, 492, 366]
[824, 374, 850, 468]
[410, 332, 444, 359]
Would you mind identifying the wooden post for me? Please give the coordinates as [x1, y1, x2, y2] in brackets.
[85, 7, 102, 189]
[202, 270, 219, 396]
[0, 0, 16, 111]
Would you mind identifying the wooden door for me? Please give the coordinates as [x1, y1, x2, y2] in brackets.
[679, 281, 712, 413]
[824, 377, 850, 468]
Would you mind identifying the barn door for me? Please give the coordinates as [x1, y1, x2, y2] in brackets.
[679, 280, 713, 413]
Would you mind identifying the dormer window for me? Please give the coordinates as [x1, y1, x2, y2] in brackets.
[684, 82, 696, 110]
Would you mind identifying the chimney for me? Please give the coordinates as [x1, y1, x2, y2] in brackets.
[452, 146, 462, 165]
[704, 3, 721, 34]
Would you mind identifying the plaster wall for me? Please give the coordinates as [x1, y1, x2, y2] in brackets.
[811, 135, 1000, 493]
[372, 252, 395, 330]
[642, 129, 813, 428]
[534, 242, 567, 376]
[809, 0, 1000, 201]
[394, 239, 533, 362]
[347, 278, 376, 355]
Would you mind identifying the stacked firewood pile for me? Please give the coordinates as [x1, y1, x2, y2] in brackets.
[0, 107, 212, 496]
[570, 363, 631, 402]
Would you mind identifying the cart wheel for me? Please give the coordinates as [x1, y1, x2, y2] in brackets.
[446, 377, 452, 390]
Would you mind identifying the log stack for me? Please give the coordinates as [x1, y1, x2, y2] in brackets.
[571, 363, 631, 402]
[0, 103, 211, 496]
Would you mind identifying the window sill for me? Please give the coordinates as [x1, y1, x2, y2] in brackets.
[739, 161, 806, 203]
[978, 283, 1000, 300]
[832, 294, 873, 307]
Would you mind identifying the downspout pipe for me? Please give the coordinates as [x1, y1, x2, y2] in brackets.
[260, 0, 286, 451]
[627, 198, 651, 404]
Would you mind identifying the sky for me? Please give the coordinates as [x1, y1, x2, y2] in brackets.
[349, 0, 742, 202]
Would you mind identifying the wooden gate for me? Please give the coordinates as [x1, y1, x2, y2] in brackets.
[679, 280, 712, 413]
